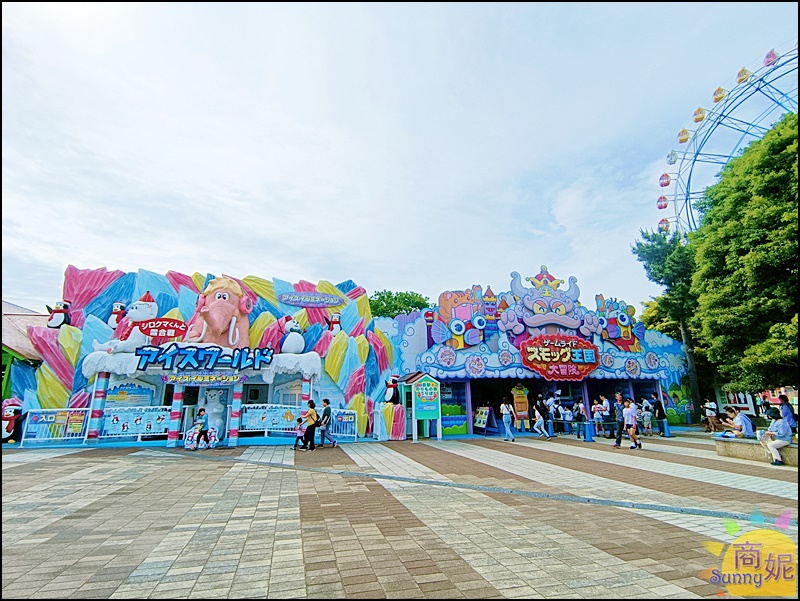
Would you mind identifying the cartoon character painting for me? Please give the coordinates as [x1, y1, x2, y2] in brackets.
[430, 289, 486, 349]
[508, 266, 583, 338]
[595, 294, 645, 353]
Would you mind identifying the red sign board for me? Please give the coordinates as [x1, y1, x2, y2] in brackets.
[138, 318, 187, 338]
[520, 334, 600, 381]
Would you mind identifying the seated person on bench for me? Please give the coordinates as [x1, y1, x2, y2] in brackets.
[720, 406, 755, 438]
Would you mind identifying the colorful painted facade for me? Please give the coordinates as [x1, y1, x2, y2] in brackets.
[6, 264, 692, 446]
[378, 266, 692, 426]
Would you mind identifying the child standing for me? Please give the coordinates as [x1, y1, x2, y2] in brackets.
[591, 399, 606, 437]
[562, 405, 574, 435]
[641, 405, 654, 436]
[293, 418, 306, 450]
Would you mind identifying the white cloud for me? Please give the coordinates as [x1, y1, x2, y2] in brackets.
[3, 3, 797, 312]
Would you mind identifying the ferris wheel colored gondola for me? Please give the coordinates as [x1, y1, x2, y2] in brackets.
[656, 44, 798, 235]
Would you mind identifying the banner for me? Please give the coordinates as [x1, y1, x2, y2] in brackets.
[242, 405, 270, 431]
[263, 405, 300, 432]
[161, 372, 248, 387]
[520, 334, 600, 381]
[104, 406, 170, 436]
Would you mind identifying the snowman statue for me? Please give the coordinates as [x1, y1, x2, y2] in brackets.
[278, 316, 306, 354]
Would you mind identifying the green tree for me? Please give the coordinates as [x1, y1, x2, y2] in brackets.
[631, 230, 703, 405]
[369, 290, 431, 318]
[690, 112, 798, 390]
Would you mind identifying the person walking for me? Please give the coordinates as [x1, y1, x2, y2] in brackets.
[532, 405, 550, 439]
[193, 408, 211, 450]
[318, 398, 338, 448]
[292, 418, 306, 450]
[612, 393, 626, 448]
[298, 400, 319, 451]
[623, 398, 641, 449]
[500, 397, 517, 442]
[760, 407, 793, 466]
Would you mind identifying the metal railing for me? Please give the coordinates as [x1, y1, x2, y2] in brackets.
[20, 409, 90, 447]
[327, 408, 358, 443]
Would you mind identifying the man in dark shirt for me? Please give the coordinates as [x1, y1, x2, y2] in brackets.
[612, 393, 626, 448]
[318, 398, 338, 448]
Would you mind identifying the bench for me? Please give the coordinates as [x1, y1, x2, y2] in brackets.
[714, 437, 797, 466]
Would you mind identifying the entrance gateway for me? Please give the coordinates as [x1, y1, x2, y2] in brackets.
[8, 265, 689, 447]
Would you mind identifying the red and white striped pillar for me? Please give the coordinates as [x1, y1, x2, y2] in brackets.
[166, 385, 185, 448]
[227, 383, 243, 447]
[86, 371, 110, 443]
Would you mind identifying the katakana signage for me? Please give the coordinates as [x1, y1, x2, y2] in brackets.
[520, 334, 600, 381]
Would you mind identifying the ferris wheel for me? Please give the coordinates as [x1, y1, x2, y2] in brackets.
[657, 44, 798, 235]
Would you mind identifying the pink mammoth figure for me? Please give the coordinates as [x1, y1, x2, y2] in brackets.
[184, 277, 253, 348]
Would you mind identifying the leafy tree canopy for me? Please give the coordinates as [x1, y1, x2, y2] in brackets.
[690, 112, 798, 389]
[369, 290, 431, 318]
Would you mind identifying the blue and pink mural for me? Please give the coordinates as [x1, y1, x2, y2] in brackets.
[8, 264, 692, 443]
[376, 266, 690, 421]
[10, 265, 396, 439]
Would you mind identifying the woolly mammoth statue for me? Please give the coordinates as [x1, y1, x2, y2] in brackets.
[185, 277, 253, 348]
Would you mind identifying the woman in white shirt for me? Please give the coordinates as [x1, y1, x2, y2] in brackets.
[500, 397, 517, 442]
[623, 398, 641, 450]
[704, 399, 721, 433]
[532, 406, 549, 439]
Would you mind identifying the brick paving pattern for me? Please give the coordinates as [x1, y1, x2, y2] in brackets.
[2, 431, 796, 599]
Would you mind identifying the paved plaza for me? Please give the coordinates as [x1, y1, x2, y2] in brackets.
[2, 430, 797, 599]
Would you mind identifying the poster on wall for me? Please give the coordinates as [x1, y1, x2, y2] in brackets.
[413, 378, 441, 420]
[106, 378, 156, 406]
[140, 407, 170, 435]
[104, 407, 170, 436]
[242, 405, 269, 431]
[105, 408, 136, 435]
[264, 405, 299, 431]
[66, 411, 86, 434]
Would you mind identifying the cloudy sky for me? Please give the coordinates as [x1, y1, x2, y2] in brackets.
[3, 3, 798, 316]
